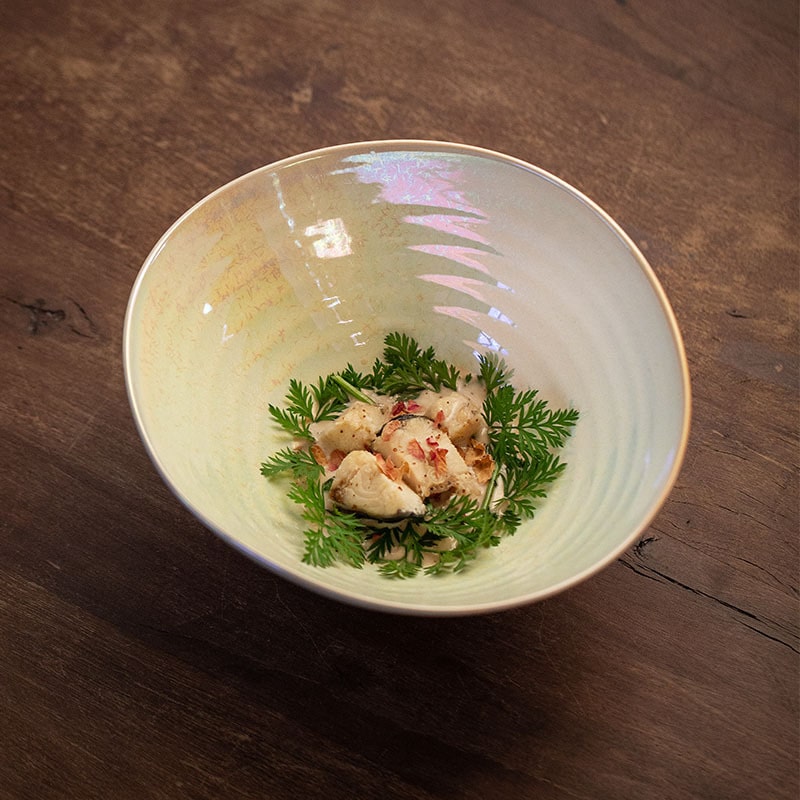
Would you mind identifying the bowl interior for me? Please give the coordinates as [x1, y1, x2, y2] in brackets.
[124, 141, 690, 615]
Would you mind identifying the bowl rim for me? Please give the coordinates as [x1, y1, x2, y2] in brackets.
[123, 138, 692, 616]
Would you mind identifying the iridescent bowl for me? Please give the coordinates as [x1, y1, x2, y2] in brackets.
[123, 140, 691, 615]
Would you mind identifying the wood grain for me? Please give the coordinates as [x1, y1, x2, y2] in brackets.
[1, 1, 797, 798]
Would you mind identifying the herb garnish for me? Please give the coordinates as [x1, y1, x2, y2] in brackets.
[260, 333, 578, 577]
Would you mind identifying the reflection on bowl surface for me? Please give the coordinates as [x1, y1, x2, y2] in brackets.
[123, 140, 691, 615]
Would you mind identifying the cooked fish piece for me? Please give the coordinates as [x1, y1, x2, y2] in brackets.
[426, 391, 485, 444]
[372, 415, 483, 500]
[329, 450, 426, 519]
[310, 401, 387, 455]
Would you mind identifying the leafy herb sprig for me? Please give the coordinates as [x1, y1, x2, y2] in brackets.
[267, 376, 350, 440]
[370, 331, 461, 396]
[260, 333, 578, 577]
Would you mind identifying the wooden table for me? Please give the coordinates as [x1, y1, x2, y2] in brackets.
[1, 2, 797, 798]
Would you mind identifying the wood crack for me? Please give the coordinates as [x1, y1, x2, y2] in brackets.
[5, 296, 99, 337]
[6, 297, 65, 334]
[618, 556, 799, 654]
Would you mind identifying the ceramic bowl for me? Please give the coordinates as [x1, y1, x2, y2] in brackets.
[123, 140, 691, 616]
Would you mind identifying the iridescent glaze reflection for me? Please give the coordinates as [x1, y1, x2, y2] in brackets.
[342, 151, 516, 351]
[304, 217, 353, 260]
[270, 171, 368, 346]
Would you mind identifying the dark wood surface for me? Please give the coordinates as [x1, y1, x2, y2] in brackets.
[1, 1, 797, 798]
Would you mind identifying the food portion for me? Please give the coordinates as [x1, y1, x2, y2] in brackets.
[260, 333, 578, 578]
[371, 411, 483, 502]
[329, 450, 426, 519]
[312, 389, 489, 515]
